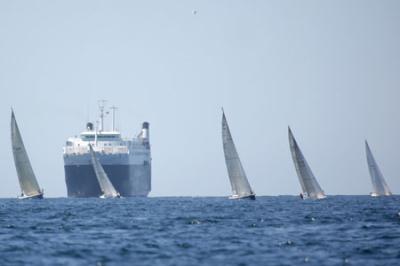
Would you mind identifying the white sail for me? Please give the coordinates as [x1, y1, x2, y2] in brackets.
[365, 141, 392, 196]
[288, 127, 326, 199]
[89, 144, 120, 198]
[11, 110, 43, 199]
[222, 111, 255, 200]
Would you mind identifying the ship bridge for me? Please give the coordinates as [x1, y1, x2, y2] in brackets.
[80, 131, 122, 141]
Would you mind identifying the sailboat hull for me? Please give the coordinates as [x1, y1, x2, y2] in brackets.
[300, 193, 326, 200]
[18, 193, 43, 200]
[370, 192, 391, 197]
[229, 194, 256, 200]
[100, 192, 121, 199]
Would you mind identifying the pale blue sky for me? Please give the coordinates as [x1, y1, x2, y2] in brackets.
[1, 0, 399, 197]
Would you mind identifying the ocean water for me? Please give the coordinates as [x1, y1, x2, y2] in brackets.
[0, 196, 399, 266]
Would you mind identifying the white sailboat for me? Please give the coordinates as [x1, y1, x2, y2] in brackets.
[222, 110, 255, 200]
[288, 127, 326, 199]
[11, 110, 43, 199]
[365, 141, 392, 197]
[89, 144, 120, 198]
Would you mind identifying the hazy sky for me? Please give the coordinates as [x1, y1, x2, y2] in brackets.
[1, 0, 399, 197]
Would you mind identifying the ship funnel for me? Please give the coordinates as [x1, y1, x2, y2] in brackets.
[141, 122, 150, 141]
[86, 122, 94, 131]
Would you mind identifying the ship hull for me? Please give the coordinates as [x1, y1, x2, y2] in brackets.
[65, 164, 151, 197]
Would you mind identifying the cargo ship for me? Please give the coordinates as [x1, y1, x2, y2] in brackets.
[63, 103, 151, 197]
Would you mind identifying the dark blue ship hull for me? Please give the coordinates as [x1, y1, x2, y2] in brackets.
[65, 164, 151, 197]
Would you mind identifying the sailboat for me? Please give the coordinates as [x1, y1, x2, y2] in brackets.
[222, 110, 255, 200]
[89, 144, 120, 198]
[11, 110, 43, 199]
[365, 141, 392, 197]
[288, 127, 326, 199]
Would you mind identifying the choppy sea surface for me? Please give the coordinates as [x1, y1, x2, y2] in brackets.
[0, 196, 399, 266]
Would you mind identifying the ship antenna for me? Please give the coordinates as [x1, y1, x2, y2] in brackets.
[110, 106, 118, 132]
[98, 100, 107, 132]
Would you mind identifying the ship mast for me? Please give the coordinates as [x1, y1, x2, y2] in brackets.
[98, 100, 107, 132]
[110, 106, 118, 132]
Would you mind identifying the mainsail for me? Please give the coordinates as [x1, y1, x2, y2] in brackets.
[11, 110, 43, 199]
[222, 111, 255, 200]
[365, 141, 392, 196]
[89, 144, 120, 198]
[288, 127, 326, 199]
